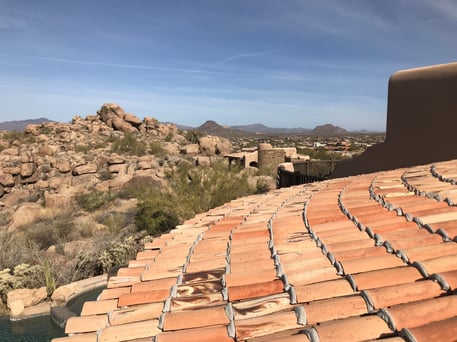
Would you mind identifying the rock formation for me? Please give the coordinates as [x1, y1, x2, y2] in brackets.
[0, 104, 233, 231]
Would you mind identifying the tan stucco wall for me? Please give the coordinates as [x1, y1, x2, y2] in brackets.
[332, 62, 457, 177]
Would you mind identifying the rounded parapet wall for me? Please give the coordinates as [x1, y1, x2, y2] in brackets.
[333, 61, 457, 178]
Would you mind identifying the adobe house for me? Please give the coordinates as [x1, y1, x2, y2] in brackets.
[333, 62, 457, 177]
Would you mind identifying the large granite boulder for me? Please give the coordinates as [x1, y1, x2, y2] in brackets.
[198, 136, 232, 156]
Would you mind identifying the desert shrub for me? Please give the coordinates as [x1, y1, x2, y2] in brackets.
[97, 212, 130, 235]
[1, 130, 24, 144]
[118, 176, 162, 200]
[111, 133, 146, 156]
[75, 145, 91, 153]
[255, 177, 273, 194]
[184, 130, 203, 144]
[97, 236, 136, 273]
[135, 196, 180, 235]
[149, 142, 166, 157]
[0, 263, 45, 303]
[77, 190, 115, 212]
[168, 161, 253, 217]
[98, 169, 113, 181]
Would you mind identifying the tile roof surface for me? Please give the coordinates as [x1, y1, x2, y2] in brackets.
[53, 159, 457, 342]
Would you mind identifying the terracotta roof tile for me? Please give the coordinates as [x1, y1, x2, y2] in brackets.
[304, 294, 369, 324]
[98, 286, 131, 300]
[235, 310, 302, 341]
[362, 280, 444, 309]
[169, 293, 225, 311]
[109, 302, 164, 325]
[65, 315, 109, 334]
[401, 316, 457, 342]
[118, 288, 170, 306]
[155, 325, 233, 342]
[310, 314, 392, 341]
[293, 278, 355, 303]
[97, 319, 161, 341]
[228, 278, 284, 301]
[80, 299, 118, 316]
[162, 305, 230, 331]
[51, 333, 97, 342]
[58, 159, 457, 341]
[382, 295, 457, 331]
[350, 265, 423, 290]
[232, 293, 291, 320]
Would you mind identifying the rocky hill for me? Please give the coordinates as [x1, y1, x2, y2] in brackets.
[310, 123, 348, 135]
[195, 120, 252, 138]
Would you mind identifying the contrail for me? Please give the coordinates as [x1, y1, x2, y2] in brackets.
[33, 56, 234, 75]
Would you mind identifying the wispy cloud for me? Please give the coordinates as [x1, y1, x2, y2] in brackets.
[208, 50, 275, 66]
[421, 0, 457, 20]
[33, 56, 232, 75]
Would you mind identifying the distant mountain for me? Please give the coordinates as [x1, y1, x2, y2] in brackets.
[0, 118, 53, 131]
[231, 123, 311, 134]
[310, 124, 347, 135]
[195, 120, 252, 138]
[173, 120, 380, 136]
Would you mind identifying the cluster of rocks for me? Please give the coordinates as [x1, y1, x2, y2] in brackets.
[0, 103, 233, 231]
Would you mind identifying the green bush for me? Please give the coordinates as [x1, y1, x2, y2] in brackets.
[97, 236, 136, 273]
[184, 130, 203, 144]
[111, 133, 146, 156]
[77, 190, 115, 212]
[135, 197, 180, 235]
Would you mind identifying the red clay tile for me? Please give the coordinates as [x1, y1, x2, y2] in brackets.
[228, 279, 284, 301]
[287, 267, 339, 286]
[225, 268, 278, 287]
[401, 316, 457, 342]
[176, 280, 223, 296]
[233, 293, 292, 320]
[416, 253, 457, 276]
[107, 275, 140, 289]
[65, 315, 108, 334]
[136, 249, 160, 260]
[385, 234, 444, 251]
[130, 277, 176, 293]
[305, 294, 369, 324]
[118, 288, 170, 307]
[323, 238, 375, 253]
[363, 279, 443, 309]
[80, 299, 118, 316]
[162, 305, 229, 331]
[155, 324, 233, 342]
[51, 333, 97, 342]
[434, 269, 457, 290]
[128, 258, 155, 268]
[399, 242, 457, 263]
[235, 310, 302, 341]
[351, 265, 423, 290]
[229, 258, 275, 274]
[281, 257, 333, 273]
[312, 314, 392, 342]
[330, 246, 387, 261]
[98, 286, 131, 300]
[185, 257, 227, 273]
[169, 293, 225, 311]
[294, 278, 354, 303]
[109, 302, 164, 325]
[182, 269, 226, 284]
[97, 319, 161, 342]
[339, 254, 405, 275]
[117, 266, 144, 277]
[383, 294, 457, 331]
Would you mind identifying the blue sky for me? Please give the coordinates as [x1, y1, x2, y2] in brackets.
[1, 0, 457, 131]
